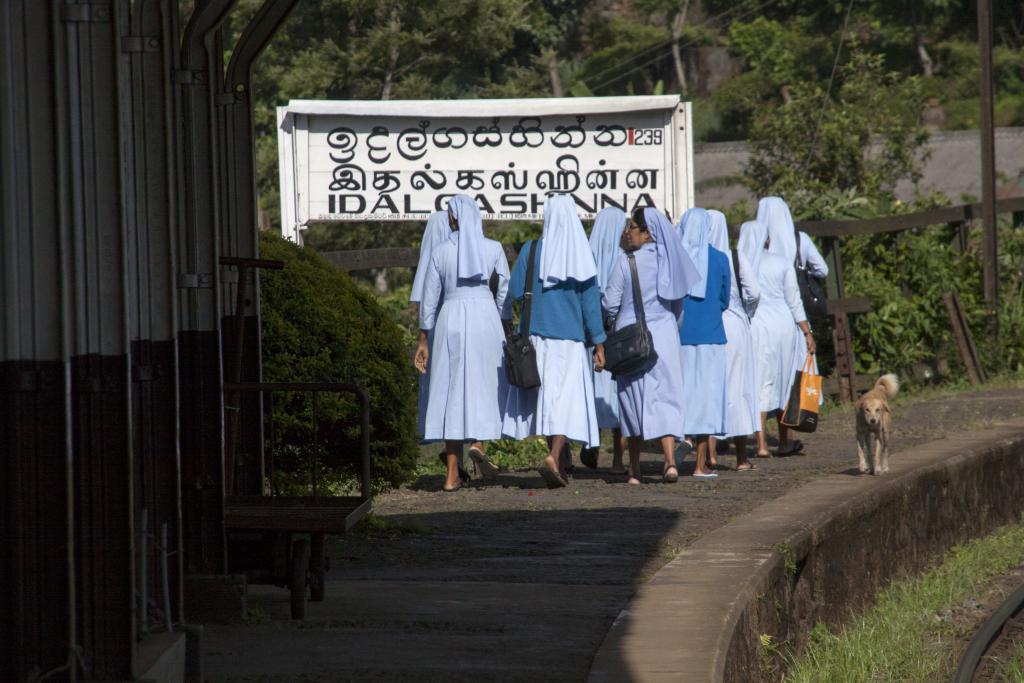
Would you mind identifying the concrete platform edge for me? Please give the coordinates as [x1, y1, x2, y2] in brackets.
[587, 418, 1024, 683]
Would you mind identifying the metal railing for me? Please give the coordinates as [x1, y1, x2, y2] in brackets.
[223, 381, 372, 502]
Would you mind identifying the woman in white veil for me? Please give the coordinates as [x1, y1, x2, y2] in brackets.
[707, 211, 761, 470]
[582, 207, 628, 475]
[744, 199, 816, 457]
[502, 195, 606, 488]
[415, 195, 512, 491]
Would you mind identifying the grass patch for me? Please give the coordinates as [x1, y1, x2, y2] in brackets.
[786, 520, 1024, 682]
[351, 513, 428, 538]
[990, 639, 1024, 682]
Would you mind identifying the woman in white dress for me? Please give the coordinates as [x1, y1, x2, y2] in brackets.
[740, 214, 815, 458]
[603, 207, 698, 484]
[502, 194, 606, 488]
[707, 210, 761, 470]
[582, 206, 628, 474]
[415, 195, 512, 491]
[411, 212, 472, 482]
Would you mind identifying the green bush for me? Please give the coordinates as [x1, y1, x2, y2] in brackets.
[259, 231, 418, 492]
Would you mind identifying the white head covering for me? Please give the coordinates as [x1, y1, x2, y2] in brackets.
[738, 220, 770, 276]
[589, 207, 626, 291]
[678, 207, 712, 298]
[707, 210, 730, 255]
[642, 207, 699, 301]
[447, 194, 487, 280]
[539, 194, 597, 287]
[757, 196, 798, 264]
[409, 211, 452, 302]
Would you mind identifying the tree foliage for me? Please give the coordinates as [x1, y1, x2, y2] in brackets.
[259, 231, 419, 491]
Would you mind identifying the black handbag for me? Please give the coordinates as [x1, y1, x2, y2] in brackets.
[603, 253, 658, 378]
[504, 241, 541, 389]
[793, 227, 828, 319]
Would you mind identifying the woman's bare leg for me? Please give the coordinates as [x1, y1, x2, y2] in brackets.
[444, 440, 463, 490]
[708, 437, 718, 468]
[735, 435, 753, 470]
[693, 436, 713, 476]
[627, 437, 642, 485]
[756, 412, 770, 455]
[610, 428, 626, 473]
[544, 435, 568, 478]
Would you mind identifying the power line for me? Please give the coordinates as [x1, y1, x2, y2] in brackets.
[798, 0, 857, 172]
[582, 0, 774, 86]
[585, 0, 783, 93]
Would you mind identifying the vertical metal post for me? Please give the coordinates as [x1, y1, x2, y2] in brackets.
[977, 0, 998, 306]
[161, 523, 172, 633]
[139, 510, 148, 636]
[311, 391, 318, 500]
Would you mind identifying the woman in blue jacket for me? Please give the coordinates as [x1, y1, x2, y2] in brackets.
[677, 208, 731, 478]
[502, 195, 606, 488]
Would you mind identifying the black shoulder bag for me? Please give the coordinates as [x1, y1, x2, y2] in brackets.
[504, 241, 541, 389]
[603, 253, 658, 378]
[793, 227, 828, 319]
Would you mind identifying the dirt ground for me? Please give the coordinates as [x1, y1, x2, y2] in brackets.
[203, 384, 1024, 682]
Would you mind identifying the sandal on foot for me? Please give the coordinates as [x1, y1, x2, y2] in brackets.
[663, 465, 679, 483]
[442, 480, 462, 492]
[438, 452, 471, 483]
[560, 443, 576, 477]
[735, 462, 758, 471]
[776, 440, 805, 456]
[627, 476, 641, 486]
[468, 446, 499, 480]
[580, 446, 600, 470]
[692, 471, 718, 479]
[754, 451, 772, 459]
[538, 465, 568, 489]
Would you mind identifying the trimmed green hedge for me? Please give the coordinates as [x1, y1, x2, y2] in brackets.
[259, 231, 418, 491]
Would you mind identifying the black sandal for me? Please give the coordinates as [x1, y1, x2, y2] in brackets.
[538, 465, 568, 489]
[438, 452, 471, 483]
[580, 446, 600, 470]
[776, 440, 805, 457]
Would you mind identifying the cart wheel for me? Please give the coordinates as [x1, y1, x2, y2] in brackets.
[289, 537, 310, 619]
[309, 533, 326, 602]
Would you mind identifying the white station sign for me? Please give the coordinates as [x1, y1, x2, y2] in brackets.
[277, 96, 694, 242]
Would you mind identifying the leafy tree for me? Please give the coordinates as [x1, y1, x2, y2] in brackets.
[744, 49, 929, 220]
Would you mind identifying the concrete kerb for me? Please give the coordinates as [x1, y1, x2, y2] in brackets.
[588, 418, 1024, 683]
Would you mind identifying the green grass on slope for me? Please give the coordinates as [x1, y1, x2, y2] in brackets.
[786, 521, 1024, 682]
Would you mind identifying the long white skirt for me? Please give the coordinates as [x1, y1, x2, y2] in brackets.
[750, 303, 802, 414]
[502, 336, 600, 447]
[680, 343, 727, 436]
[592, 366, 620, 429]
[722, 309, 760, 437]
[423, 292, 507, 442]
[615, 315, 685, 440]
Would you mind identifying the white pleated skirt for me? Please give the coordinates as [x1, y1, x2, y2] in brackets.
[722, 309, 760, 437]
[422, 291, 507, 442]
[680, 343, 727, 436]
[502, 335, 600, 447]
[750, 303, 802, 414]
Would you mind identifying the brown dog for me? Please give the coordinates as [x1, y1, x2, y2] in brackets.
[855, 374, 899, 475]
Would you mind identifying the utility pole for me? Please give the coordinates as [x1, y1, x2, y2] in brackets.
[977, 0, 998, 306]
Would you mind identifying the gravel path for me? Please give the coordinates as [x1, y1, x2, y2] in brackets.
[203, 385, 1024, 682]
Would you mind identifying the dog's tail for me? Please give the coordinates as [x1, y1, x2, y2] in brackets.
[874, 373, 899, 399]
